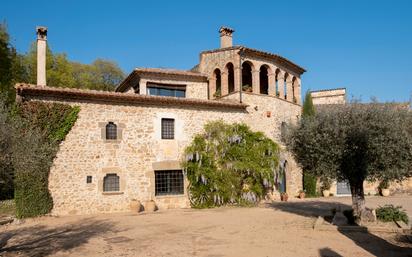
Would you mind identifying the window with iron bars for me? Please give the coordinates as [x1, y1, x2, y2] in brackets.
[103, 173, 120, 192]
[106, 122, 117, 140]
[155, 170, 184, 196]
[161, 118, 175, 139]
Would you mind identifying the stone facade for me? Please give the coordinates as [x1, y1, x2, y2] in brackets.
[16, 26, 308, 215]
[310, 88, 346, 105]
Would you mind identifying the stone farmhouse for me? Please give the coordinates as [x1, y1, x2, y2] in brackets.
[15, 26, 410, 215]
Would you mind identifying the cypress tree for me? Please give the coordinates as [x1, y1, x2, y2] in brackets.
[302, 91, 318, 197]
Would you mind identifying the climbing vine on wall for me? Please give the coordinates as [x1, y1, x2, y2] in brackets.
[13, 101, 80, 218]
[183, 121, 280, 208]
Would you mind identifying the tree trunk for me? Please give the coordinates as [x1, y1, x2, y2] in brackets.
[349, 180, 366, 218]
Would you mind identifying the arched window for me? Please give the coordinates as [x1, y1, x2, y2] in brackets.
[242, 62, 253, 92]
[259, 65, 269, 95]
[106, 122, 117, 140]
[275, 69, 281, 97]
[103, 173, 120, 192]
[213, 69, 221, 97]
[284, 73, 289, 100]
[226, 63, 235, 93]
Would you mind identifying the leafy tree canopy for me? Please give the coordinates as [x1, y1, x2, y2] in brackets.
[0, 22, 125, 98]
[287, 102, 412, 219]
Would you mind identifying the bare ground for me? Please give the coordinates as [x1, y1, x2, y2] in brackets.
[0, 195, 411, 257]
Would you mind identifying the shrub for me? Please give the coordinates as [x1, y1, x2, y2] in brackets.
[303, 173, 317, 197]
[183, 121, 279, 208]
[376, 205, 409, 224]
[13, 102, 79, 218]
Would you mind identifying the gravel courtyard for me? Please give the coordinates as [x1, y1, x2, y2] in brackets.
[0, 195, 411, 257]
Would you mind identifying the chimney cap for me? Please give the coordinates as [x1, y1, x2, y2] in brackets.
[36, 26, 47, 40]
[219, 26, 234, 36]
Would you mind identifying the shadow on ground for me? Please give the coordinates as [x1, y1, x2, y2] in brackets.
[269, 200, 412, 257]
[0, 218, 119, 256]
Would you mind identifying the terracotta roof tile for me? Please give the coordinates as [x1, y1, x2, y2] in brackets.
[16, 83, 247, 110]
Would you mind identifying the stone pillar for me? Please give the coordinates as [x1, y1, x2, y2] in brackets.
[221, 71, 229, 96]
[234, 66, 241, 92]
[294, 78, 301, 104]
[140, 79, 147, 95]
[277, 72, 285, 99]
[252, 69, 260, 94]
[286, 76, 293, 102]
[209, 77, 216, 99]
[268, 72, 276, 96]
[36, 26, 47, 86]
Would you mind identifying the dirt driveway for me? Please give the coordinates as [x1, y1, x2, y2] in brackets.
[0, 195, 411, 257]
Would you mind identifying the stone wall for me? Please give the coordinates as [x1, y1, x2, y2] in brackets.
[222, 92, 303, 196]
[123, 77, 208, 100]
[36, 96, 246, 215]
[310, 88, 346, 105]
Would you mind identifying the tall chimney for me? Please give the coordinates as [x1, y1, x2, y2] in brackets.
[219, 26, 234, 48]
[36, 26, 47, 86]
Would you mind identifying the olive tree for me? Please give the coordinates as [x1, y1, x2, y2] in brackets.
[287, 102, 412, 220]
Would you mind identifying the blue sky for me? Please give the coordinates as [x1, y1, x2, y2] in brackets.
[2, 0, 412, 102]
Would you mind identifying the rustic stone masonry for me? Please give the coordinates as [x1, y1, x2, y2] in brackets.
[310, 88, 346, 105]
[17, 26, 309, 215]
[16, 84, 304, 215]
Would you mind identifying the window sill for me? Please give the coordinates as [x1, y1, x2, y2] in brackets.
[104, 139, 121, 144]
[155, 194, 185, 199]
[102, 191, 124, 195]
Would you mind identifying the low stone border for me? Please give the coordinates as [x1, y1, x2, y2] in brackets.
[313, 216, 411, 234]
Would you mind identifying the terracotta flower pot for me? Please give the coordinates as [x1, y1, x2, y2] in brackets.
[381, 188, 390, 197]
[322, 190, 330, 197]
[130, 199, 142, 213]
[144, 200, 157, 212]
[280, 194, 288, 202]
[299, 192, 305, 199]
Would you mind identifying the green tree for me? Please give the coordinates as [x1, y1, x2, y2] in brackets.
[21, 42, 125, 91]
[301, 91, 317, 197]
[287, 102, 412, 221]
[0, 23, 26, 104]
[0, 97, 14, 199]
[302, 90, 315, 117]
[183, 121, 280, 208]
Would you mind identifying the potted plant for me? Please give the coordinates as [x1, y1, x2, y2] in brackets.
[321, 178, 331, 197]
[130, 199, 142, 213]
[378, 180, 390, 197]
[280, 192, 288, 202]
[144, 199, 157, 212]
[298, 190, 305, 199]
[242, 84, 252, 92]
[213, 89, 221, 98]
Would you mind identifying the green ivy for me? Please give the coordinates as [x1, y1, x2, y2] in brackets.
[183, 121, 280, 208]
[14, 102, 79, 218]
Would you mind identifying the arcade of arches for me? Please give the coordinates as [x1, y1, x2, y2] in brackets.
[211, 62, 301, 104]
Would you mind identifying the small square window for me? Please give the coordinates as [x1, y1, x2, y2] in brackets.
[87, 176, 92, 183]
[161, 118, 175, 139]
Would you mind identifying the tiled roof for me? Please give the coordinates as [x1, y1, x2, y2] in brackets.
[310, 88, 346, 93]
[16, 84, 248, 110]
